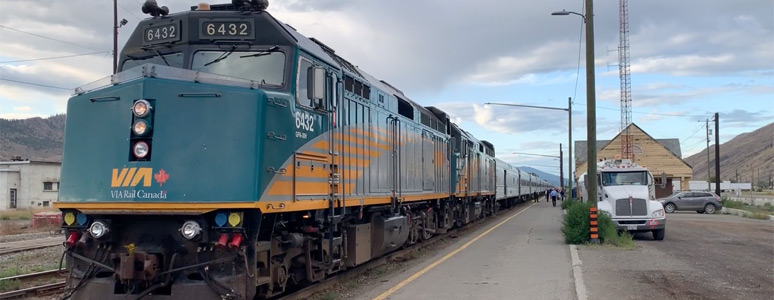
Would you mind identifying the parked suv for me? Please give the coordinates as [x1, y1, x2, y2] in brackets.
[657, 191, 723, 214]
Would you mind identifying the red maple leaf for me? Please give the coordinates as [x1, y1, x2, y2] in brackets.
[154, 169, 169, 186]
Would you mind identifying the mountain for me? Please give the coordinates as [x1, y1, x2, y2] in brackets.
[518, 166, 567, 187]
[685, 122, 774, 186]
[0, 114, 66, 161]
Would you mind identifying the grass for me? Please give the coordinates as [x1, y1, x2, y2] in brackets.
[0, 279, 22, 293]
[0, 260, 60, 278]
[320, 292, 338, 300]
[562, 200, 635, 248]
[0, 209, 56, 221]
[0, 221, 60, 236]
[721, 197, 774, 220]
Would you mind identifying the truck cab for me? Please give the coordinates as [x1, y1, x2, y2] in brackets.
[578, 159, 666, 240]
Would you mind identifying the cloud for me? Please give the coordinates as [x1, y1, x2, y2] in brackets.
[0, 113, 48, 119]
[12, 106, 31, 111]
[436, 102, 570, 134]
[719, 109, 772, 127]
[0, 0, 771, 121]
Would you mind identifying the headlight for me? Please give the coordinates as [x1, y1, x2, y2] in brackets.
[132, 99, 152, 117]
[652, 209, 665, 218]
[88, 221, 109, 239]
[133, 141, 149, 158]
[180, 220, 202, 240]
[132, 120, 151, 136]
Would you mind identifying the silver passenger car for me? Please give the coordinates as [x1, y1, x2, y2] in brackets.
[657, 191, 723, 214]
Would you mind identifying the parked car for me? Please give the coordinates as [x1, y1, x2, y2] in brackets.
[657, 191, 723, 214]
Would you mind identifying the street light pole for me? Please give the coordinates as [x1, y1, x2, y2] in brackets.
[552, 1, 596, 204]
[486, 102, 573, 196]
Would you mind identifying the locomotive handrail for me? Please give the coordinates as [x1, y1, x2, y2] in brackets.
[89, 96, 120, 102]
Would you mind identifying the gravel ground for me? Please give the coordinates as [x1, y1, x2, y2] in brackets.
[580, 212, 774, 300]
[0, 231, 60, 244]
[0, 246, 65, 278]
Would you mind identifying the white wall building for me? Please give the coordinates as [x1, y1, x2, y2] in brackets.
[0, 160, 61, 210]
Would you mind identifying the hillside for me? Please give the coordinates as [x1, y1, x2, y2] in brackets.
[685, 122, 774, 185]
[0, 114, 66, 161]
[518, 166, 567, 187]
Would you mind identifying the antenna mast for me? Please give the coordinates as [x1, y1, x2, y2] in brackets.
[619, 0, 633, 160]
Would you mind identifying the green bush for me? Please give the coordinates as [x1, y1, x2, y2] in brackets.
[722, 198, 745, 209]
[561, 199, 574, 210]
[562, 201, 635, 248]
[561, 201, 593, 244]
[597, 212, 635, 248]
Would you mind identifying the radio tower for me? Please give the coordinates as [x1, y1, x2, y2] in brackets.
[619, 0, 634, 160]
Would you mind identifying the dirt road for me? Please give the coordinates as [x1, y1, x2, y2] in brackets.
[580, 213, 774, 300]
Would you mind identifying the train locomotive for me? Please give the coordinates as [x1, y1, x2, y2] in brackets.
[55, 1, 551, 299]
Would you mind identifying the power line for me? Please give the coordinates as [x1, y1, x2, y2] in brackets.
[0, 25, 105, 52]
[571, 0, 586, 105]
[0, 51, 110, 64]
[679, 124, 705, 145]
[0, 78, 71, 91]
[117, 2, 142, 20]
[572, 102, 707, 118]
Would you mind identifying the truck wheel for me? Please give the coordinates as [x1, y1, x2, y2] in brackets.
[652, 229, 665, 241]
[704, 204, 716, 214]
[664, 203, 676, 213]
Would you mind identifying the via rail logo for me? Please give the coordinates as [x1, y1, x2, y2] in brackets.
[111, 168, 169, 187]
[110, 168, 170, 199]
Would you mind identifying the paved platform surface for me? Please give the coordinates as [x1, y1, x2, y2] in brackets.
[360, 200, 575, 300]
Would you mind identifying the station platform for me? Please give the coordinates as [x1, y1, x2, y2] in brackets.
[365, 199, 575, 300]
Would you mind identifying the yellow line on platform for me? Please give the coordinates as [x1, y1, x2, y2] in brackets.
[372, 202, 536, 300]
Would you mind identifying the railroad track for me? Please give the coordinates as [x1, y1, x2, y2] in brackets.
[0, 237, 62, 255]
[0, 270, 67, 299]
[278, 201, 533, 300]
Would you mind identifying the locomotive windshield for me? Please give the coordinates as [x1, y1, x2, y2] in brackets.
[123, 51, 185, 70]
[191, 49, 285, 86]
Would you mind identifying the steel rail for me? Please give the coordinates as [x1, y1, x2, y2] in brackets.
[0, 270, 67, 299]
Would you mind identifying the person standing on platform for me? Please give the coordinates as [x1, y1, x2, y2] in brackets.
[550, 189, 559, 207]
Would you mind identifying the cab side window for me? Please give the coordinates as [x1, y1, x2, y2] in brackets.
[297, 58, 314, 108]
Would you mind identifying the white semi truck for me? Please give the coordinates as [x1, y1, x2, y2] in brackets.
[578, 159, 666, 240]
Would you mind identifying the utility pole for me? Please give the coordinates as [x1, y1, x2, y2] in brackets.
[568, 97, 573, 199]
[113, 0, 118, 74]
[560, 143, 564, 190]
[714, 113, 720, 196]
[586, 0, 598, 205]
[706, 118, 711, 191]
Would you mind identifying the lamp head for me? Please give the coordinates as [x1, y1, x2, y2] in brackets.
[551, 10, 570, 16]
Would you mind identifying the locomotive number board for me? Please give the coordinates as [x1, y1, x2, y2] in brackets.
[143, 20, 182, 45]
[199, 19, 255, 40]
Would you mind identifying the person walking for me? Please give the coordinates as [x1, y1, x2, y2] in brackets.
[545, 189, 550, 202]
[550, 189, 559, 207]
[560, 188, 566, 201]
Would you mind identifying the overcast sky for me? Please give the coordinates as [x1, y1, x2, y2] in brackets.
[1, 0, 772, 178]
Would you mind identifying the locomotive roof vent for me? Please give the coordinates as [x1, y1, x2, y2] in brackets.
[142, 0, 169, 17]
